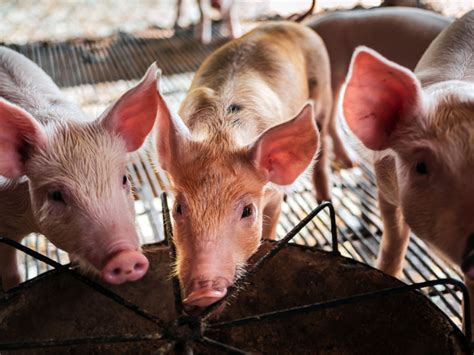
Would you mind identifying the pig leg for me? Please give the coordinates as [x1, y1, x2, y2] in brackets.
[375, 193, 411, 277]
[328, 86, 356, 168]
[196, 0, 212, 44]
[220, 0, 241, 39]
[174, 0, 183, 28]
[0, 236, 23, 291]
[262, 188, 284, 240]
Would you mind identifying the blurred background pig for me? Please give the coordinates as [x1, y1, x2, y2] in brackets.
[0, 47, 159, 289]
[342, 11, 474, 332]
[305, 7, 451, 168]
[175, 0, 241, 44]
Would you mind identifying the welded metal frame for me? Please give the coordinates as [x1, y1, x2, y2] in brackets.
[0, 195, 471, 353]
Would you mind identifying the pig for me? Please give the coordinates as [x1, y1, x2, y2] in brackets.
[174, 0, 241, 44]
[154, 22, 328, 313]
[0, 46, 159, 290]
[341, 11, 474, 332]
[306, 7, 451, 168]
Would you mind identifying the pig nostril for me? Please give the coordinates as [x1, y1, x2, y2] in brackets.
[112, 268, 121, 276]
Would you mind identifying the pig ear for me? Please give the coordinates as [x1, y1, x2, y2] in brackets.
[0, 99, 46, 178]
[101, 62, 160, 152]
[342, 47, 423, 150]
[155, 89, 191, 172]
[248, 102, 319, 185]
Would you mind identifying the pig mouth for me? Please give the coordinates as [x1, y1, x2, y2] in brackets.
[182, 278, 231, 317]
[183, 298, 227, 317]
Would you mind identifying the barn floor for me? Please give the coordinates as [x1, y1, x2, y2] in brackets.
[0, 23, 465, 332]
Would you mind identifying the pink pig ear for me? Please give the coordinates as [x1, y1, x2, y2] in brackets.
[101, 62, 160, 152]
[248, 102, 319, 185]
[0, 98, 46, 178]
[342, 47, 423, 150]
[155, 88, 191, 172]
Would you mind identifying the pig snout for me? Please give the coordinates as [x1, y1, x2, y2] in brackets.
[183, 277, 230, 314]
[101, 250, 149, 285]
[461, 234, 474, 280]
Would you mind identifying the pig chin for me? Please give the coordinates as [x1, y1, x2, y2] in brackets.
[181, 263, 246, 317]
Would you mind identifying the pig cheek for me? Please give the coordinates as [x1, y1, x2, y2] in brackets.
[125, 189, 136, 217]
[172, 224, 193, 283]
[237, 219, 262, 264]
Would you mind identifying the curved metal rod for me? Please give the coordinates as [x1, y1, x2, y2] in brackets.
[198, 336, 249, 354]
[161, 193, 184, 316]
[199, 202, 339, 321]
[0, 237, 165, 329]
[0, 333, 162, 351]
[207, 278, 472, 343]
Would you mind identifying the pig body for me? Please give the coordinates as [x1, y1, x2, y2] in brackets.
[0, 47, 160, 289]
[306, 7, 451, 167]
[342, 11, 474, 332]
[155, 22, 326, 313]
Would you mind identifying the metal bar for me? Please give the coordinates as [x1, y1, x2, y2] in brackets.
[0, 237, 165, 330]
[208, 278, 471, 342]
[0, 333, 162, 351]
[199, 202, 338, 321]
[198, 337, 249, 355]
[161, 193, 184, 316]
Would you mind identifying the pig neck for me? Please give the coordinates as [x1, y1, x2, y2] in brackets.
[0, 179, 38, 238]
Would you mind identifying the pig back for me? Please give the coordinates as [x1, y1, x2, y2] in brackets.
[307, 7, 450, 89]
[0, 47, 85, 124]
[181, 22, 316, 138]
[415, 10, 474, 87]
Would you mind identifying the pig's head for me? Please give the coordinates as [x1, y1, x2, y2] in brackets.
[342, 47, 474, 277]
[156, 93, 318, 314]
[0, 63, 161, 285]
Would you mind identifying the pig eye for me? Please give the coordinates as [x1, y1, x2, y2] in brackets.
[49, 190, 65, 203]
[122, 175, 128, 185]
[415, 162, 428, 175]
[175, 203, 182, 215]
[241, 205, 253, 218]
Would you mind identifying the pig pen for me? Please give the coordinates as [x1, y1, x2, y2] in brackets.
[0, 25, 471, 352]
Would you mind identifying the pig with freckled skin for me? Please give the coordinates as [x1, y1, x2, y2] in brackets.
[341, 11, 474, 333]
[154, 22, 328, 314]
[0, 46, 160, 290]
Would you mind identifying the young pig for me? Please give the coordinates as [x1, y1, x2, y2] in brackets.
[306, 7, 451, 168]
[342, 11, 474, 331]
[0, 47, 159, 290]
[155, 22, 328, 313]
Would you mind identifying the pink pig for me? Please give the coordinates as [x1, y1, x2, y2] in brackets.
[154, 22, 323, 314]
[342, 11, 474, 333]
[0, 47, 159, 289]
